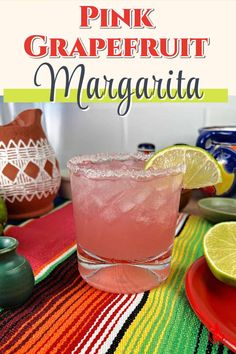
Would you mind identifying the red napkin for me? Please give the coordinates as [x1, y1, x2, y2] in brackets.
[4, 202, 76, 275]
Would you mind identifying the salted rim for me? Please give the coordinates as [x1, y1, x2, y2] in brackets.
[67, 153, 185, 179]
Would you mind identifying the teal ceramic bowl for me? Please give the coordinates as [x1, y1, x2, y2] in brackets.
[198, 197, 236, 223]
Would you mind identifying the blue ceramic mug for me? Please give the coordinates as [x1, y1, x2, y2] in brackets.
[196, 126, 236, 197]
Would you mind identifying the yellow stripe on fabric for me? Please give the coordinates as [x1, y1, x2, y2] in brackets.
[114, 216, 203, 354]
[114, 220, 186, 353]
[153, 217, 204, 354]
[117, 218, 195, 353]
[181, 223, 211, 354]
[120, 288, 160, 353]
[164, 221, 208, 354]
[152, 217, 209, 354]
[144, 216, 203, 354]
[122, 235, 185, 353]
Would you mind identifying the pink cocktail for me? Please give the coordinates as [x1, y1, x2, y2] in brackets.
[68, 153, 183, 293]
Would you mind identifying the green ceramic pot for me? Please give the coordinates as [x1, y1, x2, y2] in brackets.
[0, 237, 34, 308]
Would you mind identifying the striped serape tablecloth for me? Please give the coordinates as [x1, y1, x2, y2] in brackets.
[0, 201, 234, 354]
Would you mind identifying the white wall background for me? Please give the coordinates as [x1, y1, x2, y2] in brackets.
[0, 97, 236, 169]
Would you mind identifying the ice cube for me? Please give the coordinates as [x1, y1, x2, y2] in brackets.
[118, 198, 136, 213]
[152, 196, 167, 209]
[101, 204, 120, 223]
[135, 213, 153, 224]
[116, 186, 154, 213]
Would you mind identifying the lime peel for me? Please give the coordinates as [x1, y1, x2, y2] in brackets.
[144, 145, 222, 189]
[203, 222, 236, 287]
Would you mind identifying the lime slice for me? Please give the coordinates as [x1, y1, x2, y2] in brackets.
[144, 145, 222, 189]
[203, 222, 236, 287]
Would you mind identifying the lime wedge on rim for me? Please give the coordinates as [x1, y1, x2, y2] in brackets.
[144, 145, 222, 189]
[204, 222, 236, 287]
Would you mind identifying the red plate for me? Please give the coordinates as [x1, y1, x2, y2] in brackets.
[185, 256, 236, 352]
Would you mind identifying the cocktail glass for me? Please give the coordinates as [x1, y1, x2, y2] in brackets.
[67, 153, 183, 294]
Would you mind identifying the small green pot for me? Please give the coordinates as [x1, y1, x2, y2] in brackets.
[0, 237, 35, 308]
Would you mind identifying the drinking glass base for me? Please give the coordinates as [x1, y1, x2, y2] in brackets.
[77, 252, 171, 294]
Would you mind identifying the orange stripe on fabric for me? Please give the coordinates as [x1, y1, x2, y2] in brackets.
[3, 279, 84, 354]
[56, 293, 116, 354]
[42, 291, 114, 354]
[25, 287, 106, 354]
[3, 277, 88, 354]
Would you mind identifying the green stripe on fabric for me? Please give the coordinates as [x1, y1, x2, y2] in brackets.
[198, 326, 216, 354]
[146, 217, 209, 354]
[196, 326, 211, 354]
[156, 217, 206, 353]
[35, 246, 76, 284]
[4, 88, 228, 103]
[116, 216, 222, 354]
[170, 220, 212, 354]
[0, 248, 76, 312]
[154, 217, 228, 354]
[158, 219, 213, 354]
[121, 216, 203, 354]
[197, 327, 230, 354]
[194, 324, 204, 354]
